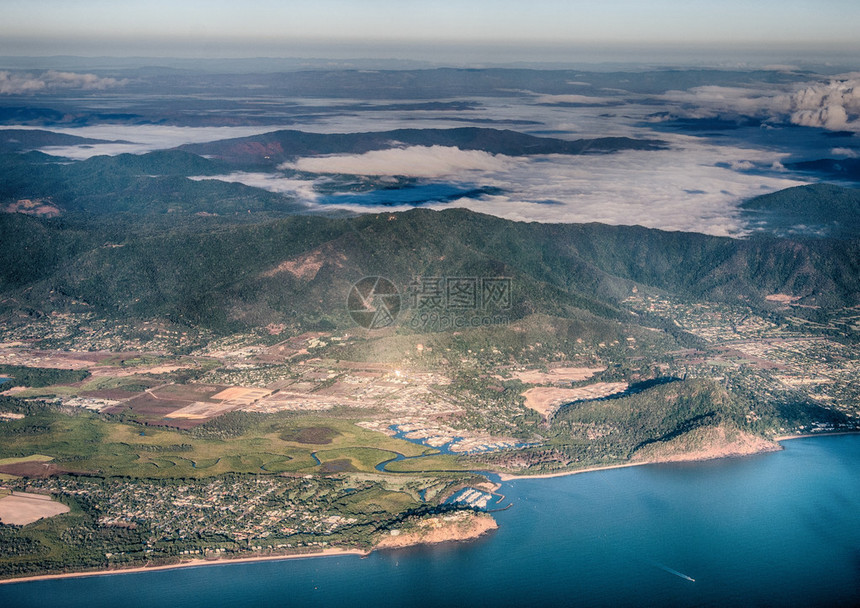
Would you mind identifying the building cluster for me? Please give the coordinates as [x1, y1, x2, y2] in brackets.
[18, 476, 361, 545]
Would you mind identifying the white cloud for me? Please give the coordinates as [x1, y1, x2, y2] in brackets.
[188, 172, 319, 203]
[0, 85, 820, 237]
[782, 79, 860, 131]
[761, 65, 802, 73]
[662, 78, 860, 132]
[830, 147, 859, 158]
[37, 143, 148, 159]
[533, 94, 616, 105]
[0, 70, 127, 94]
[0, 125, 282, 158]
[510, 88, 617, 106]
[436, 137, 805, 236]
[279, 145, 517, 178]
[661, 85, 776, 117]
[215, 134, 807, 237]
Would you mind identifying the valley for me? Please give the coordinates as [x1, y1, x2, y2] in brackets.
[1, 62, 859, 585]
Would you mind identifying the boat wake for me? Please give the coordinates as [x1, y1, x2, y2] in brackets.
[651, 561, 695, 582]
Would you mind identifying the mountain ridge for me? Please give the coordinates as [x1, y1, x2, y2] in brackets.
[179, 127, 666, 168]
[2, 206, 858, 335]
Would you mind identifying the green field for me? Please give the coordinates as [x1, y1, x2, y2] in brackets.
[0, 454, 54, 466]
[0, 408, 456, 478]
[383, 453, 470, 473]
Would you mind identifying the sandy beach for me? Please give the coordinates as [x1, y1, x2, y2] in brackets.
[774, 430, 860, 442]
[498, 461, 652, 481]
[4, 431, 858, 585]
[0, 512, 499, 585]
[0, 547, 367, 586]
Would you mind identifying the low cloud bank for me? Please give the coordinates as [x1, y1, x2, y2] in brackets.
[831, 147, 858, 158]
[663, 77, 860, 132]
[279, 145, 516, 178]
[439, 139, 804, 237]
[210, 136, 806, 237]
[21, 125, 281, 159]
[188, 172, 319, 203]
[532, 94, 617, 105]
[0, 71, 127, 94]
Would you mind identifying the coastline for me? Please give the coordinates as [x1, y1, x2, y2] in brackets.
[3, 430, 858, 585]
[0, 511, 500, 586]
[498, 461, 652, 481]
[774, 430, 860, 442]
[499, 430, 860, 481]
[0, 547, 368, 586]
[375, 512, 498, 550]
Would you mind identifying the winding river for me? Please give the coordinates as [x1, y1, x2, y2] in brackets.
[2, 434, 859, 607]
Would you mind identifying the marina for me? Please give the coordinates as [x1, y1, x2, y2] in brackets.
[2, 435, 859, 607]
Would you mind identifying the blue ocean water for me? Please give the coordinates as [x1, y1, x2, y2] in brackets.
[2, 435, 859, 607]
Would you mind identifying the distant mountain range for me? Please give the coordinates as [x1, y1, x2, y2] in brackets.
[179, 127, 666, 168]
[787, 158, 860, 183]
[741, 183, 860, 238]
[0, 128, 126, 153]
[0, 127, 664, 215]
[0, 150, 302, 216]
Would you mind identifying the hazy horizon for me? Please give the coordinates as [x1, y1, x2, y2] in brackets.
[2, 0, 859, 67]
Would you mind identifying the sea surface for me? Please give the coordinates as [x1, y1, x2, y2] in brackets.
[2, 435, 859, 607]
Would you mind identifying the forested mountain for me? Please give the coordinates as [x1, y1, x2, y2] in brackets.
[741, 183, 860, 238]
[2, 206, 858, 334]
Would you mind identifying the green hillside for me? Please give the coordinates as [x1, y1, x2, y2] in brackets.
[740, 183, 860, 238]
[2, 207, 859, 335]
[0, 129, 125, 153]
[0, 150, 303, 216]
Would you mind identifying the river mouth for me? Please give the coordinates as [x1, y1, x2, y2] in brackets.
[5, 436, 858, 607]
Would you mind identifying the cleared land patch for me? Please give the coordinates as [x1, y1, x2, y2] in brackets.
[0, 491, 69, 525]
[523, 382, 629, 418]
[101, 384, 238, 427]
[152, 384, 231, 402]
[505, 366, 606, 384]
[766, 294, 801, 304]
[164, 401, 240, 420]
[210, 386, 272, 404]
[106, 394, 188, 417]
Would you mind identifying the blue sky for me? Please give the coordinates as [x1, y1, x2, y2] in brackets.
[2, 0, 860, 60]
